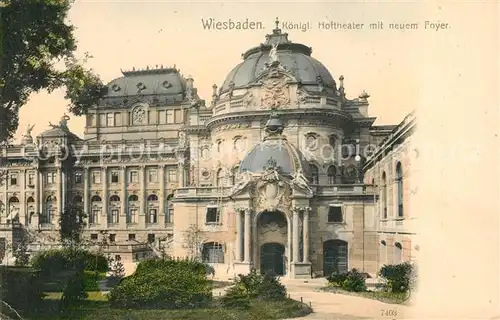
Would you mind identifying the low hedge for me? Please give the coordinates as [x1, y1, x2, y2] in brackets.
[108, 258, 212, 309]
[327, 268, 367, 292]
[31, 248, 108, 274]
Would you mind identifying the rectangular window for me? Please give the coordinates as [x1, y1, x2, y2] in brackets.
[148, 110, 156, 124]
[109, 209, 119, 224]
[111, 171, 119, 183]
[9, 173, 18, 186]
[128, 234, 136, 241]
[148, 209, 158, 224]
[107, 113, 114, 126]
[166, 208, 173, 224]
[206, 207, 220, 224]
[27, 173, 35, 186]
[202, 243, 224, 263]
[99, 114, 106, 127]
[127, 209, 137, 224]
[87, 114, 95, 127]
[90, 210, 99, 224]
[109, 234, 116, 242]
[90, 233, 98, 240]
[46, 172, 56, 184]
[174, 109, 183, 123]
[168, 169, 177, 182]
[129, 171, 138, 183]
[147, 234, 155, 243]
[148, 170, 157, 183]
[158, 110, 167, 124]
[92, 171, 101, 184]
[327, 206, 343, 223]
[74, 172, 82, 184]
[114, 113, 121, 126]
[166, 110, 174, 123]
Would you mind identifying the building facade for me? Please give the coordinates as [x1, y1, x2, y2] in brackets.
[0, 23, 416, 278]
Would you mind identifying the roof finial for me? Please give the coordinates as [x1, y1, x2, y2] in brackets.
[275, 17, 279, 29]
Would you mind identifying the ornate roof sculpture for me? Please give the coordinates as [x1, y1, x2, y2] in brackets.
[220, 18, 337, 97]
[38, 113, 78, 139]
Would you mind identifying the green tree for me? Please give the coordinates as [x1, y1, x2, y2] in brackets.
[59, 203, 87, 244]
[0, 0, 104, 144]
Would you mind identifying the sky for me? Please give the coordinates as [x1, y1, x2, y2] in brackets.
[15, 1, 489, 140]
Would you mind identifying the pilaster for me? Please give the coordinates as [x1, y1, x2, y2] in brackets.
[102, 167, 108, 225]
[120, 166, 127, 228]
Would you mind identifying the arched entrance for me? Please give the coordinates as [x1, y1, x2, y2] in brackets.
[260, 243, 285, 275]
[323, 239, 348, 276]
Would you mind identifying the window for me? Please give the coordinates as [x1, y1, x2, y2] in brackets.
[127, 208, 137, 224]
[90, 234, 98, 240]
[128, 234, 136, 241]
[327, 206, 343, 223]
[323, 240, 348, 275]
[46, 172, 56, 184]
[106, 113, 114, 126]
[216, 140, 222, 153]
[109, 234, 116, 242]
[327, 166, 336, 184]
[206, 207, 220, 224]
[92, 171, 101, 184]
[87, 114, 95, 127]
[147, 234, 155, 243]
[379, 240, 387, 265]
[393, 242, 402, 264]
[216, 169, 224, 187]
[166, 208, 174, 224]
[168, 169, 177, 182]
[111, 171, 119, 183]
[174, 109, 183, 123]
[148, 209, 158, 224]
[202, 242, 224, 263]
[91, 195, 102, 202]
[128, 194, 138, 202]
[114, 113, 121, 126]
[158, 110, 167, 124]
[310, 164, 319, 184]
[73, 195, 83, 204]
[148, 170, 157, 183]
[166, 110, 174, 123]
[129, 171, 138, 183]
[99, 114, 106, 127]
[27, 173, 35, 186]
[395, 162, 403, 218]
[109, 195, 120, 202]
[233, 137, 243, 152]
[381, 172, 387, 219]
[329, 135, 336, 148]
[109, 209, 119, 224]
[75, 172, 82, 184]
[90, 210, 99, 224]
[147, 194, 158, 201]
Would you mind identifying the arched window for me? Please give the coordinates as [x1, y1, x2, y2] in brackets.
[44, 196, 54, 224]
[73, 195, 83, 203]
[202, 242, 224, 263]
[26, 197, 35, 203]
[109, 195, 120, 202]
[323, 239, 348, 276]
[128, 195, 138, 202]
[216, 140, 222, 153]
[216, 169, 224, 187]
[329, 135, 336, 148]
[147, 194, 158, 201]
[393, 242, 403, 264]
[327, 165, 336, 184]
[381, 172, 387, 219]
[127, 194, 138, 224]
[89, 195, 101, 224]
[395, 162, 403, 217]
[379, 240, 387, 266]
[9, 197, 19, 203]
[166, 194, 174, 224]
[91, 195, 101, 202]
[310, 164, 319, 184]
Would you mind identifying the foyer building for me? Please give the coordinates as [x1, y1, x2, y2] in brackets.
[0, 22, 417, 278]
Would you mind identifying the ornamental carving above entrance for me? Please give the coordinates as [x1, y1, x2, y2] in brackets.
[260, 75, 290, 109]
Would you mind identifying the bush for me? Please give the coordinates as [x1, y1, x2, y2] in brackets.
[378, 262, 416, 293]
[0, 266, 44, 310]
[31, 248, 108, 274]
[59, 270, 88, 310]
[327, 268, 367, 292]
[223, 269, 287, 308]
[108, 258, 212, 309]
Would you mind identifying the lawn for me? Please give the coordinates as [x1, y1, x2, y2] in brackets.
[25, 293, 312, 320]
[40, 270, 106, 292]
[321, 284, 411, 304]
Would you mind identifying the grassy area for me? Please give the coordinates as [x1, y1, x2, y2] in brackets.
[24, 294, 312, 320]
[321, 284, 411, 304]
[40, 270, 106, 292]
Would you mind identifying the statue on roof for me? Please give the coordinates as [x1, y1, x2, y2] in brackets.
[291, 168, 313, 196]
[49, 113, 70, 129]
[269, 43, 279, 63]
[23, 124, 35, 138]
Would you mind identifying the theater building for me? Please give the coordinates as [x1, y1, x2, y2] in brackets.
[0, 22, 416, 278]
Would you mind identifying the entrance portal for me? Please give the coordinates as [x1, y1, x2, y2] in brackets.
[323, 239, 348, 276]
[260, 243, 285, 276]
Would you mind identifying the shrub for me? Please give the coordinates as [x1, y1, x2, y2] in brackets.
[378, 262, 415, 293]
[108, 258, 212, 309]
[223, 269, 287, 308]
[0, 266, 44, 310]
[31, 248, 108, 275]
[327, 272, 348, 286]
[107, 256, 126, 287]
[59, 270, 88, 310]
[342, 268, 367, 292]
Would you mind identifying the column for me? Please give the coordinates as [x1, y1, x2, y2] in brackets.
[178, 159, 185, 188]
[292, 208, 300, 263]
[139, 165, 146, 227]
[19, 169, 26, 224]
[34, 166, 40, 226]
[302, 208, 310, 263]
[38, 170, 44, 224]
[56, 161, 62, 224]
[158, 165, 165, 225]
[83, 168, 89, 224]
[235, 209, 242, 262]
[120, 166, 127, 228]
[102, 167, 108, 225]
[287, 216, 292, 272]
[243, 208, 251, 263]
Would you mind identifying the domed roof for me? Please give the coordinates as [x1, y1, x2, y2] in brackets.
[239, 115, 311, 177]
[39, 127, 79, 139]
[220, 22, 337, 95]
[104, 67, 186, 98]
